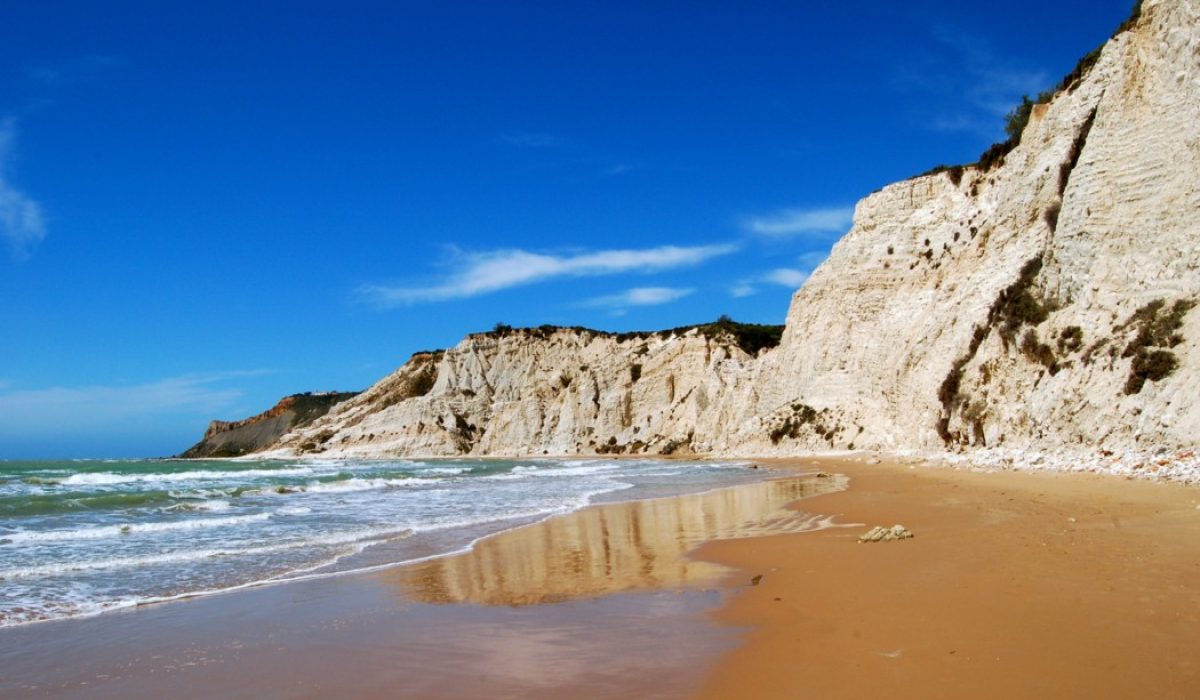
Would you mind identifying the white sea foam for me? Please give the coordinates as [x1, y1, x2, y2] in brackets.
[164, 499, 233, 513]
[419, 466, 471, 475]
[0, 526, 413, 581]
[300, 477, 440, 494]
[61, 467, 315, 486]
[3, 513, 271, 544]
[277, 506, 312, 516]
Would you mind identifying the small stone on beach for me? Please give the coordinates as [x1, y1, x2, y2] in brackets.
[857, 524, 914, 543]
[751, 574, 764, 586]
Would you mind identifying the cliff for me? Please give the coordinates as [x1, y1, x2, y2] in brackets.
[259, 322, 781, 458]
[178, 391, 358, 458]
[201, 1, 1198, 471]
[724, 0, 1198, 456]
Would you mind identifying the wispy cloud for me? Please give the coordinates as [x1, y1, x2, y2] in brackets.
[579, 286, 694, 310]
[730, 283, 757, 299]
[743, 206, 854, 238]
[360, 243, 737, 307]
[498, 131, 565, 148]
[729, 251, 829, 298]
[0, 372, 263, 436]
[763, 268, 809, 287]
[893, 26, 1050, 138]
[0, 119, 47, 260]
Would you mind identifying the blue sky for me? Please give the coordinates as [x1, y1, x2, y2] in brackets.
[0, 1, 1136, 458]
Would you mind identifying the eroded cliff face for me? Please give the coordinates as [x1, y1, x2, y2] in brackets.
[248, 0, 1196, 461]
[262, 329, 765, 458]
[725, 0, 1199, 455]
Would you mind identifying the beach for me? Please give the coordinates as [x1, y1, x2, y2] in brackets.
[0, 465, 838, 698]
[697, 458, 1200, 699]
[1, 457, 1197, 698]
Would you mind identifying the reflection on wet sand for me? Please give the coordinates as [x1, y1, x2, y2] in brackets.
[390, 475, 846, 606]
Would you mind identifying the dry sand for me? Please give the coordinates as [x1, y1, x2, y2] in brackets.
[695, 458, 1200, 700]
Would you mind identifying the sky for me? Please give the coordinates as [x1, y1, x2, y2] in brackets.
[0, 0, 1138, 458]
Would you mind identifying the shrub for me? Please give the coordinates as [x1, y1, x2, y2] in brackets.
[768, 403, 823, 444]
[990, 257, 1052, 343]
[1021, 330, 1058, 372]
[1119, 298, 1194, 393]
[1058, 326, 1084, 353]
[1125, 350, 1178, 394]
[1004, 96, 1037, 141]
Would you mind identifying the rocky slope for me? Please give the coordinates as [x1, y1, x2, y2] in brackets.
[259, 323, 780, 458]
[179, 391, 358, 458]
[205, 0, 1197, 468]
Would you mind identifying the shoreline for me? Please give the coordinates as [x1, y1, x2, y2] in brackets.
[0, 465, 841, 698]
[191, 445, 1200, 486]
[693, 457, 1200, 699]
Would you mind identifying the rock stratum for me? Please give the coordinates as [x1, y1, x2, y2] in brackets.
[196, 1, 1199, 472]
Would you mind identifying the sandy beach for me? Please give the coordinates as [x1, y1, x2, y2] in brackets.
[2, 458, 1197, 699]
[696, 458, 1200, 699]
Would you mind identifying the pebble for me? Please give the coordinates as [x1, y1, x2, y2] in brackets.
[934, 447, 1200, 486]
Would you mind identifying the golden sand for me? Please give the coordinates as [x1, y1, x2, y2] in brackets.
[695, 458, 1200, 699]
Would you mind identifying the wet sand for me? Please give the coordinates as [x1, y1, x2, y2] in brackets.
[695, 458, 1200, 699]
[0, 473, 841, 699]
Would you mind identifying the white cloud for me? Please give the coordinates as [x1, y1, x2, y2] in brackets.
[764, 268, 809, 287]
[498, 131, 565, 148]
[0, 119, 47, 260]
[744, 206, 854, 238]
[0, 372, 260, 436]
[729, 283, 757, 298]
[360, 243, 737, 306]
[580, 286, 694, 309]
[730, 251, 829, 298]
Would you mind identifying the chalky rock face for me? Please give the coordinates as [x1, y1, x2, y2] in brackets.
[255, 1, 1196, 460]
[724, 0, 1199, 455]
[262, 330, 761, 458]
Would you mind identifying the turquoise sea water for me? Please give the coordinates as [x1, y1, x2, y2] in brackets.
[0, 457, 761, 627]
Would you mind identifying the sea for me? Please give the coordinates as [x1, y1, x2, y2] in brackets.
[0, 457, 767, 628]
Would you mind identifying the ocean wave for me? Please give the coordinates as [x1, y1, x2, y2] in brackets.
[0, 526, 413, 580]
[418, 466, 471, 475]
[60, 467, 316, 486]
[163, 499, 233, 513]
[301, 477, 439, 494]
[2, 513, 271, 544]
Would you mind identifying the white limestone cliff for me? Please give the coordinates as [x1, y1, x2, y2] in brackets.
[255, 0, 1197, 468]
